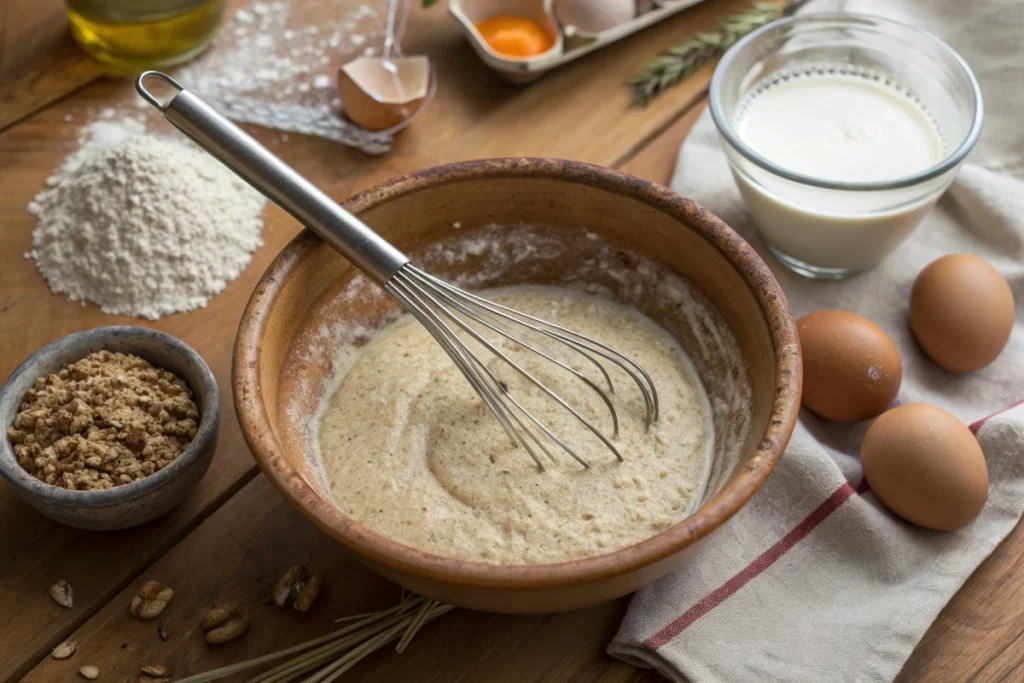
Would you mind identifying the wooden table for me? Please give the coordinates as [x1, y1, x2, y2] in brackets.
[1, 1, 1022, 681]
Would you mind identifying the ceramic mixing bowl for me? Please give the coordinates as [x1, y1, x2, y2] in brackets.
[234, 158, 801, 613]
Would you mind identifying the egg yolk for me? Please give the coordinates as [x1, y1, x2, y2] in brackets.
[474, 16, 554, 58]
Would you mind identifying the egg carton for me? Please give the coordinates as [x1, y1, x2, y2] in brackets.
[449, 0, 708, 83]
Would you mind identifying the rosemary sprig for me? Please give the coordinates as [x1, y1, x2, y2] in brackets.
[175, 594, 454, 683]
[629, 2, 803, 106]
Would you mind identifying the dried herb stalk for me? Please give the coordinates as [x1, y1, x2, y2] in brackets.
[630, 2, 805, 105]
[176, 594, 453, 683]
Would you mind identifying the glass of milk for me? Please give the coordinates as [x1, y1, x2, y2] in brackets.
[709, 13, 983, 279]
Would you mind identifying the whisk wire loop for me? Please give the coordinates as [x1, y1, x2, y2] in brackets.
[418, 271, 660, 426]
[409, 272, 621, 438]
[396, 269, 615, 466]
[386, 265, 659, 468]
[387, 277, 547, 469]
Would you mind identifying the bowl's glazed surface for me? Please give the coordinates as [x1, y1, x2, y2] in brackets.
[234, 158, 801, 613]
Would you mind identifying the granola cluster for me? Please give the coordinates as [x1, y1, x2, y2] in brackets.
[8, 351, 199, 490]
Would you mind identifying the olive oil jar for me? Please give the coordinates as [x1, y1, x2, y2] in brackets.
[65, 0, 225, 73]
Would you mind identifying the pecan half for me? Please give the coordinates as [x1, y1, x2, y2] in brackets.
[200, 601, 250, 644]
[140, 664, 169, 683]
[130, 580, 174, 620]
[274, 563, 323, 612]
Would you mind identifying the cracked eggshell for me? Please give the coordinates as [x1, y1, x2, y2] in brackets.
[797, 309, 902, 422]
[338, 56, 432, 132]
[554, 0, 635, 37]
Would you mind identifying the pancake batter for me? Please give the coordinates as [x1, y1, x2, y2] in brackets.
[317, 286, 713, 564]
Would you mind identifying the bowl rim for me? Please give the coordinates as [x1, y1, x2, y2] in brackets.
[709, 11, 984, 192]
[234, 157, 802, 589]
[0, 325, 220, 507]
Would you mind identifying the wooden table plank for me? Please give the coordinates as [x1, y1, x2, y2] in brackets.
[0, 0, 104, 129]
[0, 99, 299, 682]
[895, 519, 1024, 683]
[24, 475, 656, 683]
[619, 100, 709, 183]
[14, 1, 1024, 681]
[0, 0, 754, 678]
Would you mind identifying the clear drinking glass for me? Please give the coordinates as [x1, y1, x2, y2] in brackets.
[66, 0, 225, 73]
[709, 12, 983, 279]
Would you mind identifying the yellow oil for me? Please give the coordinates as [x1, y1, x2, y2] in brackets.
[66, 0, 225, 74]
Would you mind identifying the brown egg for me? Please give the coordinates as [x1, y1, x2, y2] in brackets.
[861, 403, 988, 530]
[910, 254, 1015, 373]
[797, 310, 902, 422]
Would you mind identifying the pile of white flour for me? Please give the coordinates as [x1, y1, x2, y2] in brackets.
[27, 118, 266, 320]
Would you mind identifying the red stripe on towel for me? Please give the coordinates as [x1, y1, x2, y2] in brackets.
[970, 398, 1024, 434]
[641, 396, 1022, 653]
[643, 481, 858, 650]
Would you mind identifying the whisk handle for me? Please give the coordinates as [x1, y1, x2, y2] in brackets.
[135, 71, 409, 286]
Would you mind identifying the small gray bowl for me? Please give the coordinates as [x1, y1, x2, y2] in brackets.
[0, 326, 220, 530]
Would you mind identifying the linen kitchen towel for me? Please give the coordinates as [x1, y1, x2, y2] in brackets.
[608, 0, 1024, 681]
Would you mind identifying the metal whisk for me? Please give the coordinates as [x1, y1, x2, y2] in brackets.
[137, 72, 658, 469]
